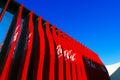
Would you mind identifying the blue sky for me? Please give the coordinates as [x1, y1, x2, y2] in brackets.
[0, 0, 120, 65]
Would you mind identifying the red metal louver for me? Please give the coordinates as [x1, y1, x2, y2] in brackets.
[0, 5, 23, 80]
[63, 35, 82, 80]
[0, 0, 110, 80]
[0, 0, 10, 21]
[9, 7, 33, 80]
[21, 11, 34, 80]
[43, 22, 55, 80]
[36, 16, 45, 80]
[52, 26, 64, 80]
[57, 29, 71, 80]
[61, 33, 78, 80]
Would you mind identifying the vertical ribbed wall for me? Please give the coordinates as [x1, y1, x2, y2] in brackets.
[0, 0, 110, 80]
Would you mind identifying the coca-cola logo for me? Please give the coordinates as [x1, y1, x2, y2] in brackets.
[24, 32, 32, 50]
[28, 33, 32, 43]
[56, 45, 76, 61]
[12, 25, 20, 42]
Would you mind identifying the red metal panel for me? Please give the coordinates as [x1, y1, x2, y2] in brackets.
[0, 5, 23, 80]
[61, 33, 77, 80]
[65, 35, 82, 80]
[52, 26, 64, 80]
[57, 29, 71, 80]
[0, 0, 10, 21]
[0, 22, 22, 80]
[45, 22, 55, 80]
[77, 55, 88, 80]
[36, 16, 45, 80]
[64, 35, 87, 80]
[65, 37, 87, 80]
[0, 1, 110, 79]
[21, 11, 34, 80]
[0, 5, 23, 71]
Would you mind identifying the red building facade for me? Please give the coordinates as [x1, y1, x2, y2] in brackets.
[0, 0, 110, 80]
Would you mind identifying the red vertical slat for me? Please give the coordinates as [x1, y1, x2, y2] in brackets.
[57, 29, 71, 80]
[0, 0, 10, 21]
[75, 42, 88, 80]
[36, 16, 45, 80]
[45, 22, 55, 80]
[77, 54, 88, 80]
[72, 40, 83, 80]
[62, 33, 77, 80]
[75, 55, 83, 80]
[71, 35, 83, 80]
[70, 40, 87, 80]
[21, 11, 34, 80]
[0, 5, 23, 80]
[52, 26, 64, 80]
[67, 36, 82, 80]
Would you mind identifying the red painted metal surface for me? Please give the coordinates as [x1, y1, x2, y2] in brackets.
[0, 5, 23, 80]
[44, 22, 55, 80]
[59, 33, 84, 80]
[21, 11, 34, 80]
[57, 29, 71, 80]
[0, 0, 10, 21]
[37, 16, 45, 80]
[64, 35, 82, 80]
[62, 33, 77, 80]
[0, 0, 110, 80]
[52, 26, 64, 80]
